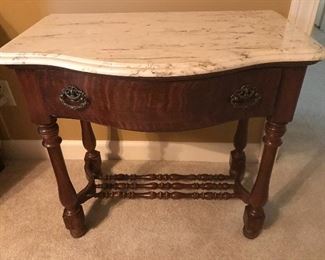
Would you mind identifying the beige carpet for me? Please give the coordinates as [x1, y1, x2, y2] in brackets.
[1, 147, 325, 260]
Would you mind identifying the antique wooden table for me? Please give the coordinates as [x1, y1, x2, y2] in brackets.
[0, 11, 324, 239]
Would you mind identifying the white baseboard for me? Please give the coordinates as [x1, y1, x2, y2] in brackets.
[2, 140, 261, 163]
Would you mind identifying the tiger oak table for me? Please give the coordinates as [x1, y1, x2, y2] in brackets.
[0, 11, 324, 239]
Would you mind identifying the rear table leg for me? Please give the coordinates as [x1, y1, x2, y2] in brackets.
[77, 120, 102, 203]
[80, 120, 102, 178]
[230, 119, 248, 182]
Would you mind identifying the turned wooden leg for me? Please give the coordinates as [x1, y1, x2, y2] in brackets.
[230, 119, 248, 181]
[243, 120, 286, 239]
[38, 118, 87, 238]
[80, 120, 102, 177]
[77, 120, 102, 203]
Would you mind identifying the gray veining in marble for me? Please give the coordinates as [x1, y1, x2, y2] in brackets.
[0, 11, 324, 77]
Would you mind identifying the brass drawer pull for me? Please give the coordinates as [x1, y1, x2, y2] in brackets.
[59, 86, 89, 110]
[230, 85, 261, 109]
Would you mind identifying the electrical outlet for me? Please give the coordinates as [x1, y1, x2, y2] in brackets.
[0, 80, 16, 106]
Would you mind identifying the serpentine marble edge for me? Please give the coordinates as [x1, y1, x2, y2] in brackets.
[0, 10, 325, 77]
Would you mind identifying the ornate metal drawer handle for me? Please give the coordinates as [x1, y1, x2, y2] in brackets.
[230, 85, 261, 109]
[59, 86, 89, 110]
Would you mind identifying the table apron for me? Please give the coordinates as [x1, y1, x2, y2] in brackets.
[14, 65, 306, 131]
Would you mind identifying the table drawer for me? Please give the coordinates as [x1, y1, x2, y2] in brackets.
[37, 67, 281, 131]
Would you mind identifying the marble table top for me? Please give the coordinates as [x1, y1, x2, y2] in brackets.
[0, 11, 324, 77]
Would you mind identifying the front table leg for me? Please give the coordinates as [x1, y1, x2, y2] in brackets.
[243, 120, 286, 239]
[38, 118, 87, 238]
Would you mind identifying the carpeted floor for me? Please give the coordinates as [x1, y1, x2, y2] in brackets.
[1, 29, 325, 260]
[1, 151, 325, 260]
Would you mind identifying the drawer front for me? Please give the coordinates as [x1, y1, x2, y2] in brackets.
[37, 67, 281, 131]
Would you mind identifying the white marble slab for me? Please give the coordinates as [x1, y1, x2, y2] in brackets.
[0, 11, 324, 77]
